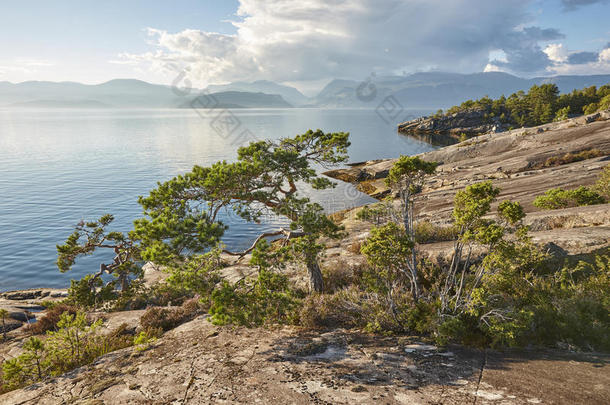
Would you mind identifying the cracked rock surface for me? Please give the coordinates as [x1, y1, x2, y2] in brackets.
[1, 316, 608, 404]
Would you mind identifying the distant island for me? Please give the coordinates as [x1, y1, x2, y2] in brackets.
[179, 91, 292, 109]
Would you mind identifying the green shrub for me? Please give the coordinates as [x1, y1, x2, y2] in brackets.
[440, 251, 610, 351]
[209, 269, 298, 327]
[594, 164, 610, 200]
[554, 106, 570, 121]
[112, 281, 197, 312]
[599, 94, 610, 111]
[533, 186, 606, 210]
[584, 102, 599, 115]
[570, 186, 607, 205]
[1, 337, 47, 391]
[533, 188, 571, 209]
[66, 275, 117, 308]
[356, 203, 390, 225]
[1, 312, 132, 393]
[166, 251, 223, 300]
[133, 331, 157, 352]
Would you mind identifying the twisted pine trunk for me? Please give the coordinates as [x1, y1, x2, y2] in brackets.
[306, 257, 324, 293]
[401, 185, 419, 303]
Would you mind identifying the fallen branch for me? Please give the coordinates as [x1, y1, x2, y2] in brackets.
[222, 229, 306, 260]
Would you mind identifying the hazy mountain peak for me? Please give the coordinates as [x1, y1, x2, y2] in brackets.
[204, 80, 308, 106]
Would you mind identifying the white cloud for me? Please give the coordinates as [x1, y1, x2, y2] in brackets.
[544, 43, 569, 63]
[116, 0, 572, 87]
[541, 42, 610, 75]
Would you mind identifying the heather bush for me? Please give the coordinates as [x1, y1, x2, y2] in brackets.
[139, 298, 203, 332]
[322, 262, 361, 293]
[538, 148, 604, 168]
[27, 304, 78, 334]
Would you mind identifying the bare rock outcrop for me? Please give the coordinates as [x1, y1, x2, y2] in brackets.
[397, 107, 508, 138]
[325, 110, 610, 257]
[2, 316, 608, 404]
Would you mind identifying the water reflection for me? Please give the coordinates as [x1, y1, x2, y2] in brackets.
[0, 108, 433, 291]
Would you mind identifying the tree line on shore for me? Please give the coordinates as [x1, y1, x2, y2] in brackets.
[434, 83, 610, 128]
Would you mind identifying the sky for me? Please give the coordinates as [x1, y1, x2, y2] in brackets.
[1, 0, 609, 94]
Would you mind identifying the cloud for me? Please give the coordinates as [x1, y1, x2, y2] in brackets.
[567, 51, 599, 64]
[600, 46, 610, 62]
[483, 27, 564, 74]
[542, 42, 610, 74]
[544, 43, 569, 63]
[117, 0, 568, 86]
[561, 0, 609, 11]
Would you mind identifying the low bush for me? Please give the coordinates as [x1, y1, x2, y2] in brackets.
[538, 148, 604, 169]
[139, 298, 203, 332]
[112, 282, 197, 312]
[65, 275, 117, 308]
[209, 269, 298, 327]
[533, 186, 606, 210]
[356, 203, 391, 225]
[27, 304, 78, 335]
[299, 286, 438, 334]
[414, 222, 460, 244]
[437, 252, 610, 350]
[322, 261, 366, 293]
[594, 164, 610, 200]
[133, 330, 157, 352]
[0, 312, 133, 393]
[299, 287, 366, 329]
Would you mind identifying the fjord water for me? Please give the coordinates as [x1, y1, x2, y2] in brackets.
[0, 108, 434, 292]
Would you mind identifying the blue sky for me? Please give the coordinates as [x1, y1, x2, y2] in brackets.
[0, 1, 239, 84]
[531, 0, 610, 49]
[1, 0, 609, 93]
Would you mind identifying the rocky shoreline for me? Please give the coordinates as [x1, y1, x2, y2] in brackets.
[1, 111, 609, 404]
[397, 107, 507, 140]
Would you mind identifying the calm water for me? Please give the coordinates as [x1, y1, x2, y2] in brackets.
[0, 108, 434, 292]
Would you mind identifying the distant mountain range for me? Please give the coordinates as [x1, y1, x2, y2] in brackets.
[1, 73, 609, 110]
[314, 72, 610, 108]
[0, 79, 184, 108]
